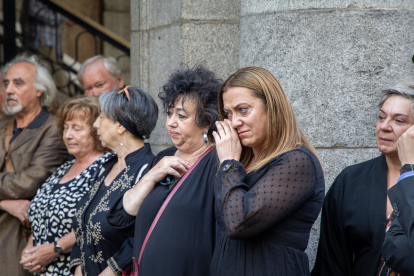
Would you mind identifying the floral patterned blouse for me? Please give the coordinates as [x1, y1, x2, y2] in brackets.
[70, 144, 154, 276]
[28, 152, 113, 276]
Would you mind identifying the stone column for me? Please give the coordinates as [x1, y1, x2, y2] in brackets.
[240, 0, 414, 267]
[130, 0, 240, 153]
[103, 0, 131, 84]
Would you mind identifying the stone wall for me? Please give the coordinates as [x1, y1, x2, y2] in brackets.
[103, 0, 131, 85]
[130, 0, 240, 153]
[131, 0, 414, 270]
[240, 0, 414, 267]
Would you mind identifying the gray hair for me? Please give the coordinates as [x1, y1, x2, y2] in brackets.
[2, 54, 56, 107]
[78, 55, 122, 89]
[379, 79, 414, 115]
[99, 86, 159, 139]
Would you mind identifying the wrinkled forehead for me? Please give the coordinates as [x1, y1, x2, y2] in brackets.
[82, 61, 112, 81]
[5, 62, 36, 81]
[380, 95, 414, 115]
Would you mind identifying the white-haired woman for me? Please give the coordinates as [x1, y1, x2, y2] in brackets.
[313, 79, 414, 276]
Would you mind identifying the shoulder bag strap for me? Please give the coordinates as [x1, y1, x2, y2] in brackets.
[133, 146, 214, 276]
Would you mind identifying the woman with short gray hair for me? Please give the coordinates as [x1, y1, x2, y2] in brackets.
[70, 86, 158, 276]
[313, 79, 414, 276]
[378, 78, 414, 110]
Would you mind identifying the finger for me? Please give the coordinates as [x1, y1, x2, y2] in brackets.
[215, 121, 227, 136]
[18, 214, 26, 225]
[212, 131, 220, 141]
[161, 158, 190, 173]
[165, 168, 182, 178]
[22, 254, 36, 265]
[29, 265, 43, 274]
[224, 119, 239, 137]
[20, 258, 29, 265]
[220, 120, 234, 136]
[173, 158, 191, 170]
[20, 252, 34, 263]
[160, 157, 190, 169]
[170, 164, 188, 176]
[25, 247, 37, 254]
[22, 261, 32, 269]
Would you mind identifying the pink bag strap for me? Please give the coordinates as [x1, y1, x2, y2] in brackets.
[135, 146, 214, 275]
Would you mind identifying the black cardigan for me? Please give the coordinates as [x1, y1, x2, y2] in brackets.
[312, 155, 388, 276]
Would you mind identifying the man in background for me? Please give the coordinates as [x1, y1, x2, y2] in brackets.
[78, 55, 125, 96]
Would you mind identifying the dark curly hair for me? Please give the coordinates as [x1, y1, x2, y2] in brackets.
[158, 65, 222, 141]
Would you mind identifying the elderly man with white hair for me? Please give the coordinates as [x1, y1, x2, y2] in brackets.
[78, 55, 125, 96]
[0, 54, 68, 275]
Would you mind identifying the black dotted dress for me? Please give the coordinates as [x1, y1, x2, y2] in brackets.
[211, 147, 325, 276]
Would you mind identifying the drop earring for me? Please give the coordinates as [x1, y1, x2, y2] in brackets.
[119, 136, 124, 146]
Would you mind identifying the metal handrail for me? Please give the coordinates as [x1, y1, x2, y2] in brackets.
[0, 0, 131, 98]
[38, 0, 130, 55]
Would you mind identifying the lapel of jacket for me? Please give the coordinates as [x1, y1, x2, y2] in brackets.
[0, 118, 12, 170]
[9, 115, 50, 153]
[369, 154, 388, 243]
[10, 127, 42, 152]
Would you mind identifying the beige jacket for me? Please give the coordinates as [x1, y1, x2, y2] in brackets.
[0, 113, 68, 275]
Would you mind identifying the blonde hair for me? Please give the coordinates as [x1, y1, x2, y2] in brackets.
[219, 66, 318, 171]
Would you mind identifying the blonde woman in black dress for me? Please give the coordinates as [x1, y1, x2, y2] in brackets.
[212, 66, 325, 276]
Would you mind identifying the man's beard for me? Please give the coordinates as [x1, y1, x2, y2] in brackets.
[2, 95, 22, 115]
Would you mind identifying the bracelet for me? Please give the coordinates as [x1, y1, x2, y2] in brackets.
[221, 162, 238, 173]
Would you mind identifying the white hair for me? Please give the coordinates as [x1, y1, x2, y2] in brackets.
[77, 55, 122, 89]
[2, 54, 57, 107]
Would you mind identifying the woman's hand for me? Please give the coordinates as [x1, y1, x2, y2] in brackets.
[0, 199, 31, 227]
[20, 243, 57, 273]
[74, 265, 83, 276]
[213, 119, 242, 164]
[398, 125, 414, 165]
[145, 156, 190, 183]
[21, 235, 43, 273]
[123, 156, 190, 216]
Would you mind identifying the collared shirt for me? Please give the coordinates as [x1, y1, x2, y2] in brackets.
[10, 107, 50, 144]
[398, 171, 414, 182]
